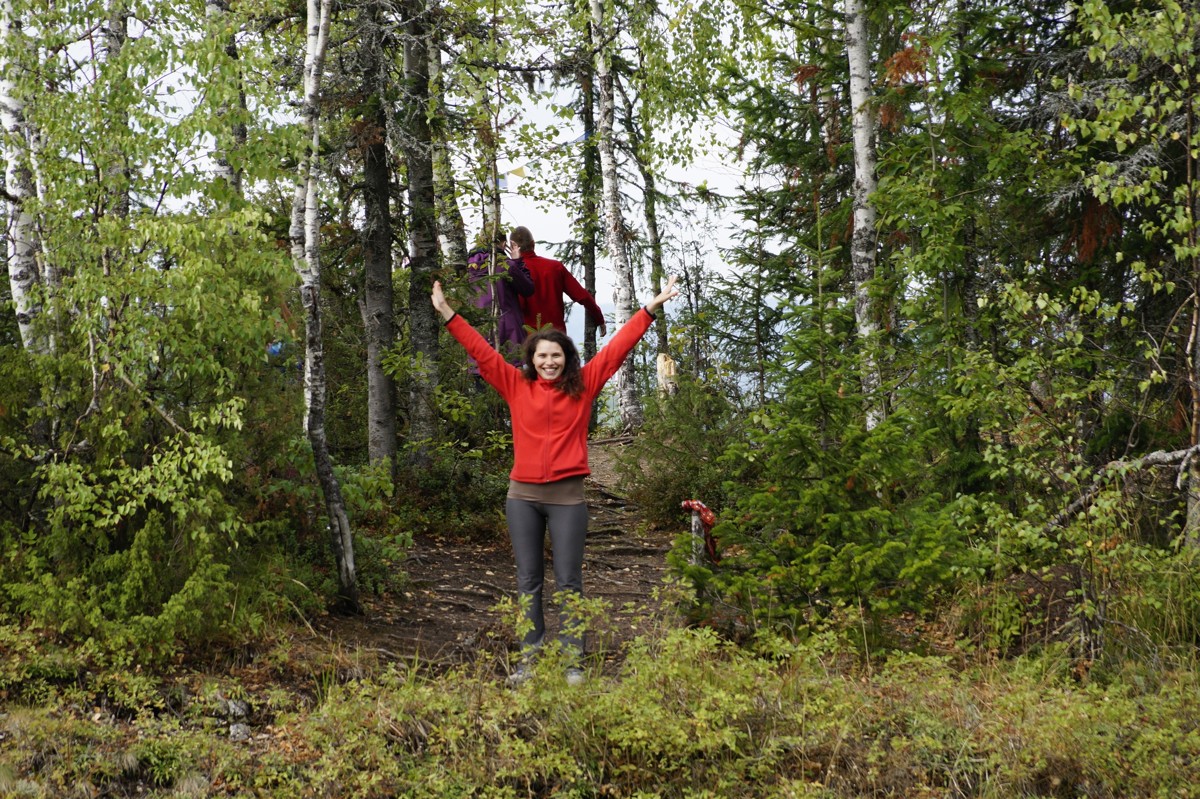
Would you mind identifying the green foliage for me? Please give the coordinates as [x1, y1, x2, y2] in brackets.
[0, 352, 39, 524]
[1095, 547, 1200, 670]
[945, 473, 1200, 667]
[7, 619, 1200, 798]
[614, 377, 744, 529]
[382, 333, 517, 543]
[0, 0, 312, 660]
[706, 408, 973, 634]
[660, 288, 978, 638]
[0, 618, 87, 705]
[394, 437, 510, 542]
[6, 0, 1200, 767]
[339, 461, 412, 596]
[2, 431, 249, 664]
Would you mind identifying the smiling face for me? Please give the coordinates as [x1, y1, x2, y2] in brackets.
[532, 339, 566, 381]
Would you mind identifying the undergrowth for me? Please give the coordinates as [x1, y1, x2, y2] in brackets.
[2, 600, 1199, 798]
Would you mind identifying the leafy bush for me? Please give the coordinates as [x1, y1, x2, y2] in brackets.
[394, 436, 510, 542]
[948, 476, 1200, 670]
[614, 377, 744, 530]
[1, 430, 252, 666]
[5, 611, 1200, 798]
[685, 405, 975, 640]
[1093, 546, 1200, 671]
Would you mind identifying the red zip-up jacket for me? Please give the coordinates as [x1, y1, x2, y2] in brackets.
[445, 308, 655, 483]
[517, 251, 606, 333]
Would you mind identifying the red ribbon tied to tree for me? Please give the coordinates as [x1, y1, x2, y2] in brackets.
[681, 499, 720, 563]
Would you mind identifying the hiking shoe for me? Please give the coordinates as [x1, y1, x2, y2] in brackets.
[506, 665, 532, 688]
[565, 667, 585, 687]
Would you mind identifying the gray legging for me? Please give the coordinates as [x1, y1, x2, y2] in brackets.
[505, 498, 589, 654]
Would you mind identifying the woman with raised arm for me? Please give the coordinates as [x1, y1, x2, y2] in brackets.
[431, 275, 679, 685]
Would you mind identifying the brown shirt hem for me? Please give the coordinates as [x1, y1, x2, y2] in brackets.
[507, 476, 586, 505]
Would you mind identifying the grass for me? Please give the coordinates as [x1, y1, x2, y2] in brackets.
[2, 604, 1200, 799]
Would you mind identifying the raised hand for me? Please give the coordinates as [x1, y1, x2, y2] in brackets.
[647, 275, 680, 313]
[431, 281, 455, 321]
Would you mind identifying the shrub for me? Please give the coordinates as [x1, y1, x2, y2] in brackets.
[685, 405, 975, 641]
[614, 377, 744, 530]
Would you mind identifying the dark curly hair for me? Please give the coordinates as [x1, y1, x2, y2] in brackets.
[521, 329, 584, 398]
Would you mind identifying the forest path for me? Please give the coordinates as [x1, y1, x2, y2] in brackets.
[310, 440, 677, 676]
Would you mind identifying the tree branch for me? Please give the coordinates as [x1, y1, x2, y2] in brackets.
[1047, 445, 1200, 530]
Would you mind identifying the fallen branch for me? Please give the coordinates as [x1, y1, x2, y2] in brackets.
[434, 587, 501, 601]
[587, 526, 628, 537]
[589, 435, 634, 446]
[468, 580, 511, 596]
[589, 487, 631, 503]
[590, 544, 670, 557]
[427, 599, 479, 613]
[1048, 445, 1200, 531]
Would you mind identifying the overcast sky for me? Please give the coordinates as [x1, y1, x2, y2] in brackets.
[468, 121, 748, 344]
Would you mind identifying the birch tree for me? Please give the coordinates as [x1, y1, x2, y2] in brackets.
[101, 1, 130, 222]
[429, 31, 469, 273]
[577, 53, 602, 363]
[617, 75, 669, 354]
[843, 0, 883, 430]
[0, 0, 44, 354]
[205, 0, 248, 196]
[590, 0, 641, 430]
[291, 0, 360, 612]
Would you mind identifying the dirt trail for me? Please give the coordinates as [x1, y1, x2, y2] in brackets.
[311, 440, 677, 674]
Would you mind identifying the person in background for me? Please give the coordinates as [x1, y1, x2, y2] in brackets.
[465, 230, 535, 366]
[508, 225, 607, 337]
[430, 274, 680, 686]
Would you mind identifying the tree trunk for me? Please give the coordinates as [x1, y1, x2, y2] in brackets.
[579, 47, 601, 363]
[99, 0, 130, 436]
[1, 0, 44, 354]
[291, 0, 360, 613]
[477, 84, 502, 244]
[205, 0, 247, 197]
[429, 35, 468, 273]
[103, 2, 130, 223]
[591, 0, 641, 431]
[619, 77, 669, 355]
[401, 0, 440, 462]
[1187, 458, 1200, 547]
[844, 0, 882, 430]
[1186, 102, 1200, 545]
[359, 1, 397, 471]
[578, 54, 601, 430]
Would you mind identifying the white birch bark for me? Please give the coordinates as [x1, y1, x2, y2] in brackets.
[0, 0, 43, 354]
[618, 79, 669, 355]
[591, 0, 642, 430]
[477, 89, 502, 246]
[205, 0, 247, 196]
[1187, 227, 1200, 544]
[844, 0, 883, 430]
[290, 0, 360, 612]
[429, 42, 467, 272]
[103, 2, 130, 223]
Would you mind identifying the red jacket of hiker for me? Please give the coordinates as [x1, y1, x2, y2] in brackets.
[517, 250, 606, 333]
[445, 308, 654, 483]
